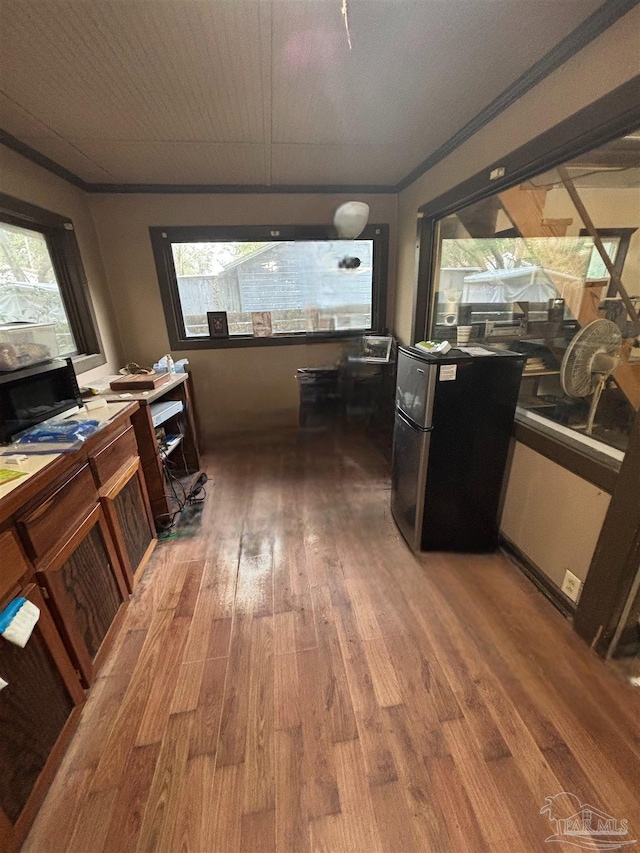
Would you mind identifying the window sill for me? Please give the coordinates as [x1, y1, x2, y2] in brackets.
[72, 352, 107, 375]
[513, 406, 621, 493]
[169, 331, 367, 351]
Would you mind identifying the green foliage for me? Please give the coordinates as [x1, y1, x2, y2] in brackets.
[172, 242, 270, 276]
[441, 236, 594, 280]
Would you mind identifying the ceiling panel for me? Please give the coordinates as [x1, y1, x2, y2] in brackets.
[271, 0, 601, 148]
[0, 92, 56, 139]
[0, 0, 266, 142]
[271, 143, 421, 186]
[69, 140, 267, 184]
[0, 0, 607, 186]
[19, 137, 116, 181]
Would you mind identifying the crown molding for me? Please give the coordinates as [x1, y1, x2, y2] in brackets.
[84, 182, 396, 195]
[0, 129, 89, 190]
[0, 0, 635, 196]
[395, 0, 640, 191]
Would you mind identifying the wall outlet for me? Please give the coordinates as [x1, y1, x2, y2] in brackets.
[561, 569, 582, 603]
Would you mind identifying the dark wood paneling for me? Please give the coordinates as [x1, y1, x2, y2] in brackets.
[57, 523, 124, 660]
[0, 618, 74, 824]
[113, 475, 153, 573]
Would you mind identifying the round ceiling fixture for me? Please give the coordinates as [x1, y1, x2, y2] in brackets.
[333, 202, 370, 239]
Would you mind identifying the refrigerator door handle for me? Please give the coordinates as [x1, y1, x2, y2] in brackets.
[395, 406, 433, 432]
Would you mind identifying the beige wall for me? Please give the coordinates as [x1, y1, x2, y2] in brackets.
[89, 193, 397, 438]
[0, 145, 122, 384]
[501, 442, 610, 594]
[394, 5, 640, 344]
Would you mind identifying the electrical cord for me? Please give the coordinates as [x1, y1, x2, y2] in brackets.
[154, 439, 209, 535]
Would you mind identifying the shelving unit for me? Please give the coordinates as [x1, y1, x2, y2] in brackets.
[101, 373, 201, 525]
[161, 434, 183, 457]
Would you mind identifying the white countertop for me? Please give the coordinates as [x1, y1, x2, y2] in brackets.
[0, 401, 132, 501]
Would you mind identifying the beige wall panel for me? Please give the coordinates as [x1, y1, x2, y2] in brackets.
[0, 145, 122, 384]
[89, 191, 397, 439]
[500, 443, 610, 591]
[393, 5, 640, 344]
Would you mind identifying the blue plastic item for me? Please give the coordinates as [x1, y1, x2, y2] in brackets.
[16, 419, 100, 444]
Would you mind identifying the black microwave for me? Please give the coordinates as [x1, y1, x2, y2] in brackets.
[0, 358, 83, 444]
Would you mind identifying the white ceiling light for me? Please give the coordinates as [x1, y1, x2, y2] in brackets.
[333, 202, 370, 239]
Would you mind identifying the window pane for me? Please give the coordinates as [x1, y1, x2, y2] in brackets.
[171, 240, 374, 337]
[0, 221, 77, 355]
[586, 238, 619, 280]
[428, 128, 640, 456]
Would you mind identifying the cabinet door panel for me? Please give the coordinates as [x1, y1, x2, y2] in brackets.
[0, 589, 78, 827]
[56, 523, 123, 660]
[113, 474, 154, 573]
[38, 508, 128, 685]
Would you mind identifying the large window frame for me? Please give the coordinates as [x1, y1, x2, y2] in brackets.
[412, 77, 640, 489]
[150, 223, 389, 350]
[0, 192, 105, 373]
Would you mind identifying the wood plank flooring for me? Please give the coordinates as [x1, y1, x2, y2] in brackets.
[23, 430, 640, 852]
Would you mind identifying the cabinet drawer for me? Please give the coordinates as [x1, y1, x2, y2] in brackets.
[0, 529, 31, 601]
[18, 465, 97, 560]
[90, 425, 138, 487]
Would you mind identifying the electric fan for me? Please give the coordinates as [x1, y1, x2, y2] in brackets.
[560, 319, 622, 436]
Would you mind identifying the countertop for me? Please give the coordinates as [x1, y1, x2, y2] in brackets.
[0, 401, 137, 509]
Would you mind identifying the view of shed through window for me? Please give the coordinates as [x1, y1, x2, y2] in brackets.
[429, 129, 640, 454]
[0, 220, 76, 354]
[171, 239, 374, 337]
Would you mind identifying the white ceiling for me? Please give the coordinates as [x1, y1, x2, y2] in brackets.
[0, 0, 604, 187]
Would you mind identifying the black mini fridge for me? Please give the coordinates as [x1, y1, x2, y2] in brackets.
[391, 345, 524, 552]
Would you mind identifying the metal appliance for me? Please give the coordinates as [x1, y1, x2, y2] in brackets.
[391, 345, 524, 552]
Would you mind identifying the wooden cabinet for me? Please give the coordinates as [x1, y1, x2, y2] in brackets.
[0, 584, 84, 853]
[129, 372, 201, 524]
[99, 458, 156, 591]
[17, 465, 97, 562]
[89, 424, 138, 486]
[36, 506, 129, 687]
[0, 400, 159, 848]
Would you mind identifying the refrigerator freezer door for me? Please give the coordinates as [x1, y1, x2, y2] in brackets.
[395, 351, 437, 429]
[390, 409, 432, 552]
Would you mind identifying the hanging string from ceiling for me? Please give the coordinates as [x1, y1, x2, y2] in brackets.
[341, 0, 353, 50]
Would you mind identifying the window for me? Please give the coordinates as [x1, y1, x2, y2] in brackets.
[0, 193, 104, 372]
[424, 128, 640, 459]
[151, 224, 389, 349]
[0, 221, 76, 354]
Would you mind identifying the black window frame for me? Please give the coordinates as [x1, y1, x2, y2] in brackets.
[0, 192, 105, 373]
[150, 223, 389, 350]
[411, 77, 640, 490]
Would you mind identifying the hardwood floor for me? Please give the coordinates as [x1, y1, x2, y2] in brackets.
[23, 430, 640, 852]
